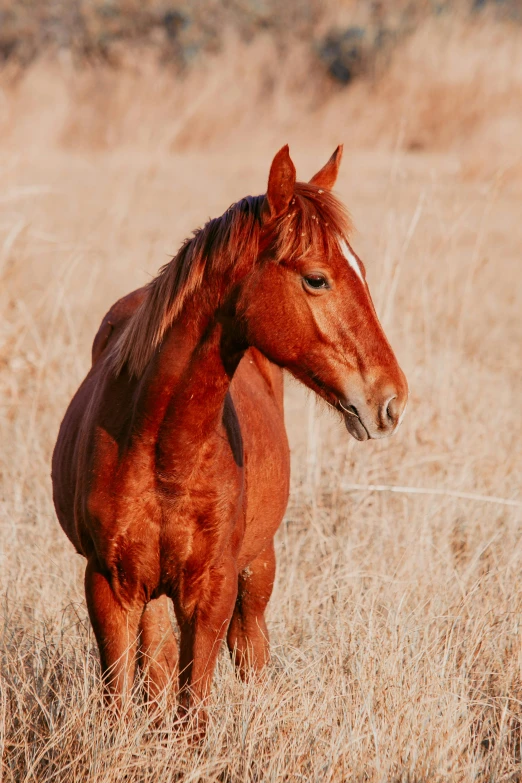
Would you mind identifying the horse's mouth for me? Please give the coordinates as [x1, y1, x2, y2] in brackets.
[338, 401, 370, 441]
[294, 368, 371, 441]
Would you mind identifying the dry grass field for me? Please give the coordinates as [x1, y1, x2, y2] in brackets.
[1, 13, 522, 782]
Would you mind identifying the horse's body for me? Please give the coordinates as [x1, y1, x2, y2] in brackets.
[53, 285, 289, 706]
[52, 146, 408, 722]
[58, 286, 289, 571]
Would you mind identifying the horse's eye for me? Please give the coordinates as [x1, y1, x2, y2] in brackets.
[303, 274, 329, 291]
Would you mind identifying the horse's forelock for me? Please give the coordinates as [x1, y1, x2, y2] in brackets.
[275, 182, 353, 262]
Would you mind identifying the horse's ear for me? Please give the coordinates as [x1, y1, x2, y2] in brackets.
[309, 145, 343, 191]
[263, 145, 296, 221]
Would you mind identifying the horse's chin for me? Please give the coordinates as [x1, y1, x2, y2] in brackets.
[344, 414, 370, 441]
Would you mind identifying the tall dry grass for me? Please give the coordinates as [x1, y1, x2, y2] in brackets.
[0, 14, 521, 782]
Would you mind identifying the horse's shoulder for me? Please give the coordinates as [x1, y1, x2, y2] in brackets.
[245, 348, 284, 405]
[91, 287, 147, 365]
[231, 349, 285, 423]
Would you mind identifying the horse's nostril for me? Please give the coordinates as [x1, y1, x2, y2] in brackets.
[385, 395, 399, 424]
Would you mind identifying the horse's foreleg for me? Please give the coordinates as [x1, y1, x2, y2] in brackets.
[138, 595, 178, 705]
[227, 541, 276, 680]
[85, 556, 142, 709]
[173, 558, 238, 727]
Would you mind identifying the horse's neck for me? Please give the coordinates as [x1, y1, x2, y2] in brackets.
[144, 311, 243, 481]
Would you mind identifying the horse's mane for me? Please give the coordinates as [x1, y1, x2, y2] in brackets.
[111, 182, 352, 378]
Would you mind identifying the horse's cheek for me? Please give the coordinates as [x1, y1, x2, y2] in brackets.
[246, 288, 305, 365]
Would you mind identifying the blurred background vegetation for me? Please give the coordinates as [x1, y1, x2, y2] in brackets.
[1, 0, 521, 79]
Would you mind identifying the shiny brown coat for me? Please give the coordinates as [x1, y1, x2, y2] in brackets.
[52, 146, 408, 724]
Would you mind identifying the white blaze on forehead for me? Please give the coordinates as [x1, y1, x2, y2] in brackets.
[339, 239, 364, 283]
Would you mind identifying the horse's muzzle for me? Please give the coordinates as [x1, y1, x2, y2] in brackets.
[340, 387, 408, 441]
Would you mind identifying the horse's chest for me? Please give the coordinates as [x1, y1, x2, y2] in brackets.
[160, 433, 245, 527]
[157, 444, 245, 587]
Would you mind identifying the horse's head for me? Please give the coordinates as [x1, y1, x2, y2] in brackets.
[240, 145, 408, 441]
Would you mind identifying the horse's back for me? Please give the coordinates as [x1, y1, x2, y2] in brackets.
[92, 287, 147, 364]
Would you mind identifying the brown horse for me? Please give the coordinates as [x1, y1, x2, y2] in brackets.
[52, 146, 408, 723]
